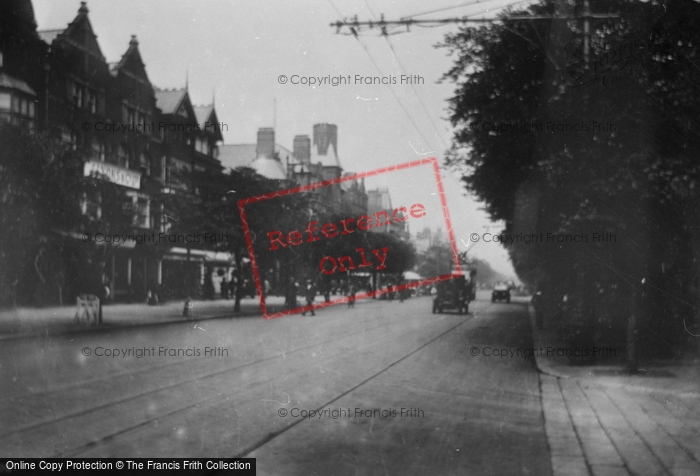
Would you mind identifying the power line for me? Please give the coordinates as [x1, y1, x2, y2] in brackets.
[326, 0, 435, 150]
[362, 0, 449, 150]
[330, 0, 619, 36]
[401, 0, 524, 20]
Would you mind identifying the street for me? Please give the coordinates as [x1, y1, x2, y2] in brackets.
[0, 292, 550, 474]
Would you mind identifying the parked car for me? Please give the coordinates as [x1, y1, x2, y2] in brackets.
[491, 284, 511, 303]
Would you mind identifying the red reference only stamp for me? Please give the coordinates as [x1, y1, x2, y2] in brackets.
[238, 157, 462, 319]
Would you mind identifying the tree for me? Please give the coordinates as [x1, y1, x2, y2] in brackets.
[439, 0, 700, 358]
[0, 124, 135, 306]
[159, 166, 313, 309]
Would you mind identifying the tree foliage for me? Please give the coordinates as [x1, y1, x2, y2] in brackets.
[0, 124, 134, 306]
[439, 0, 700, 355]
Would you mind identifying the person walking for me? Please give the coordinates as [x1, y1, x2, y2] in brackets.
[348, 283, 356, 308]
[285, 278, 297, 309]
[302, 279, 316, 316]
[221, 277, 228, 299]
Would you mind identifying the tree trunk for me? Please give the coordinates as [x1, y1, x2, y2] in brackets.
[234, 249, 242, 312]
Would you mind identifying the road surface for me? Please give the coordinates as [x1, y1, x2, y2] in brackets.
[0, 291, 550, 475]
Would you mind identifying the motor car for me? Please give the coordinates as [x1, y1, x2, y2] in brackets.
[432, 275, 471, 314]
[491, 284, 511, 303]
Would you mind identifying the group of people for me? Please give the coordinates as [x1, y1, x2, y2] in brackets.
[284, 279, 360, 315]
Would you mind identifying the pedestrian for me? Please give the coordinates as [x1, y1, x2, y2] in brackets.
[348, 283, 356, 308]
[221, 277, 228, 299]
[229, 275, 237, 301]
[285, 278, 297, 309]
[302, 279, 316, 316]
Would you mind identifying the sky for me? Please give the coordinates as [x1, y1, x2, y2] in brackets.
[33, 0, 531, 278]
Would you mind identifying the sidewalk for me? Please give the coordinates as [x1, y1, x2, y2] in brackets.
[0, 293, 365, 341]
[529, 304, 700, 476]
[0, 295, 292, 341]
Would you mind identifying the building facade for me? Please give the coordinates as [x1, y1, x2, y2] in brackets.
[1, 1, 226, 302]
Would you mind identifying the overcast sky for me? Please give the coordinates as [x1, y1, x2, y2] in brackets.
[34, 0, 529, 278]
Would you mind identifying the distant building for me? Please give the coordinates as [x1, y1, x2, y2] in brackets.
[218, 127, 294, 180]
[415, 227, 432, 252]
[221, 122, 368, 217]
[366, 187, 410, 241]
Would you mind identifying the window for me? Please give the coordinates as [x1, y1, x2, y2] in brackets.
[118, 143, 130, 168]
[0, 93, 10, 111]
[80, 191, 102, 220]
[139, 151, 150, 174]
[196, 137, 209, 154]
[123, 104, 135, 124]
[125, 192, 150, 229]
[72, 82, 83, 108]
[136, 196, 150, 228]
[160, 156, 166, 182]
[92, 137, 105, 162]
[87, 90, 97, 114]
[61, 126, 77, 150]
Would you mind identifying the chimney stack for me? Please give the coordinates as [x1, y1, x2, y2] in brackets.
[256, 127, 275, 160]
[293, 135, 311, 165]
[312, 123, 338, 158]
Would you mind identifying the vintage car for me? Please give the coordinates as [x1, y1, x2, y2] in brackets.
[432, 275, 472, 314]
[491, 283, 511, 303]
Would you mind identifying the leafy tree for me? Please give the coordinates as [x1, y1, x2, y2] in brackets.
[439, 0, 700, 357]
[0, 124, 134, 306]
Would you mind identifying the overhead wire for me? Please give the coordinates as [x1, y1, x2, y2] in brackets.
[401, 0, 519, 20]
[326, 0, 437, 152]
[362, 0, 450, 151]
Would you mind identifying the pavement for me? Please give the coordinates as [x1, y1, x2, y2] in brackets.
[529, 303, 700, 476]
[0, 295, 315, 341]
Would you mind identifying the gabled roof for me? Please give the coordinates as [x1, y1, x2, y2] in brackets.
[155, 88, 196, 123]
[193, 105, 224, 141]
[50, 2, 105, 62]
[111, 35, 151, 85]
[193, 105, 213, 128]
